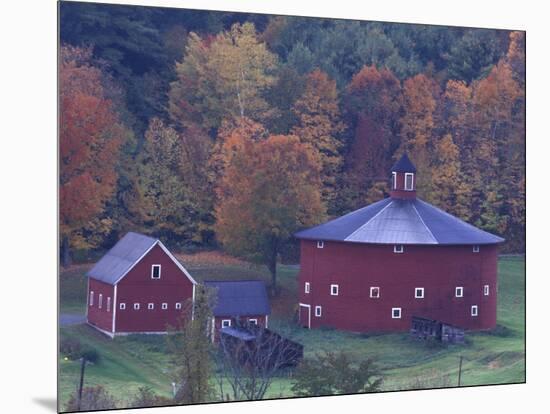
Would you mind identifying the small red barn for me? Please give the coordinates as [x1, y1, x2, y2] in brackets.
[204, 280, 271, 341]
[295, 154, 505, 333]
[86, 232, 196, 337]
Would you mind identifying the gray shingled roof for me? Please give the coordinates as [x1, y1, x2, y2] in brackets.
[204, 280, 271, 317]
[391, 153, 417, 172]
[295, 198, 504, 245]
[87, 232, 158, 284]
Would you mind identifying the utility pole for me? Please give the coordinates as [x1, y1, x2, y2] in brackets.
[457, 356, 463, 387]
[77, 357, 87, 410]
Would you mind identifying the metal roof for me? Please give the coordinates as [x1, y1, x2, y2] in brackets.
[87, 232, 158, 284]
[220, 327, 257, 341]
[391, 153, 417, 172]
[295, 198, 505, 245]
[204, 280, 271, 317]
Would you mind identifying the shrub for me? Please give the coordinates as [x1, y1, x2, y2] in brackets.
[128, 387, 173, 408]
[65, 385, 117, 411]
[81, 347, 100, 364]
[60, 337, 82, 360]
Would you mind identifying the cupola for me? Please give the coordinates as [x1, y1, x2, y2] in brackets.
[390, 153, 416, 199]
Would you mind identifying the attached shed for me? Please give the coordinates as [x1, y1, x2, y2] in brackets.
[410, 316, 465, 344]
[86, 232, 196, 337]
[204, 280, 271, 341]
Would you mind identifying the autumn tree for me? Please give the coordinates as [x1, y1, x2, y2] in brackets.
[343, 65, 403, 208]
[215, 135, 325, 291]
[291, 69, 345, 213]
[59, 45, 125, 266]
[169, 22, 278, 134]
[398, 73, 440, 198]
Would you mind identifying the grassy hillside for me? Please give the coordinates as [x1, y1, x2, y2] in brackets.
[58, 256, 525, 408]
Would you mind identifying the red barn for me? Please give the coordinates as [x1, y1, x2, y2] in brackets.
[295, 154, 504, 333]
[86, 232, 196, 337]
[204, 280, 271, 341]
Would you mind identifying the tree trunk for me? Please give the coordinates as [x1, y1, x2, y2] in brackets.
[61, 235, 71, 268]
[267, 247, 278, 295]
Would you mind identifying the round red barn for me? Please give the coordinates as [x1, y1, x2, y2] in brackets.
[295, 153, 504, 332]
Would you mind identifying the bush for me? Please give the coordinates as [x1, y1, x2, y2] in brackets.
[60, 337, 82, 360]
[81, 347, 100, 363]
[65, 385, 117, 411]
[128, 387, 173, 408]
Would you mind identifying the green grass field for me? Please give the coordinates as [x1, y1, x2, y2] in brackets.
[58, 256, 525, 408]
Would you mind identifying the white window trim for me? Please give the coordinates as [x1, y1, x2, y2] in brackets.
[484, 285, 490, 296]
[415, 287, 424, 299]
[148, 303, 154, 310]
[221, 319, 232, 328]
[455, 287, 464, 298]
[134, 303, 140, 310]
[471, 305, 478, 316]
[119, 303, 126, 310]
[392, 307, 402, 319]
[473, 245, 480, 253]
[151, 264, 162, 279]
[315, 306, 322, 317]
[305, 282, 310, 294]
[317, 241, 324, 249]
[89, 291, 94, 307]
[162, 303, 168, 310]
[98, 294, 103, 309]
[175, 302, 182, 310]
[370, 287, 380, 298]
[392, 172, 397, 190]
[404, 173, 414, 191]
[330, 284, 339, 296]
[394, 245, 404, 253]
[107, 297, 111, 312]
[248, 318, 258, 325]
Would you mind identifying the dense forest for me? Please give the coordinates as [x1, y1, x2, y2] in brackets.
[59, 2, 525, 268]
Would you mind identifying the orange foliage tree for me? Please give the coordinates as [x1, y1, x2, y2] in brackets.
[59, 45, 125, 265]
[215, 135, 325, 291]
[291, 69, 345, 213]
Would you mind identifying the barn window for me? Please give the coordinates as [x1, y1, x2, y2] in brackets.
[162, 303, 168, 310]
[248, 318, 258, 325]
[473, 245, 480, 253]
[392, 308, 402, 319]
[148, 303, 154, 310]
[455, 287, 464, 298]
[151, 264, 161, 279]
[415, 287, 424, 299]
[134, 303, 140, 310]
[394, 245, 404, 253]
[98, 294, 103, 309]
[222, 319, 232, 328]
[370, 287, 380, 298]
[89, 291, 94, 307]
[315, 306, 322, 317]
[405, 173, 414, 191]
[119, 303, 126, 310]
[175, 303, 182, 310]
[392, 172, 397, 190]
[471, 305, 478, 317]
[330, 284, 339, 296]
[317, 241, 324, 249]
[305, 282, 310, 294]
[484, 285, 490, 296]
[107, 297, 111, 312]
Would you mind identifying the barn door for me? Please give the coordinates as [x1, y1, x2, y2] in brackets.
[299, 304, 311, 329]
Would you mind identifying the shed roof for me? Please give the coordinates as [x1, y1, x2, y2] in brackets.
[204, 280, 271, 317]
[295, 198, 504, 245]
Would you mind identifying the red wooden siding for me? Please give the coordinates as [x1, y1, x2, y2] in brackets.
[390, 171, 416, 199]
[87, 279, 115, 333]
[298, 240, 498, 332]
[109, 244, 194, 333]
